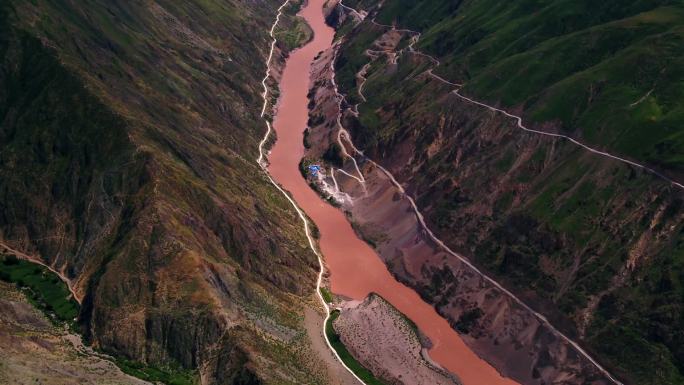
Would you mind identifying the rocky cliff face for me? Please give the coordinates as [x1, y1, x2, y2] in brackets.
[324, 3, 684, 384]
[0, 1, 327, 383]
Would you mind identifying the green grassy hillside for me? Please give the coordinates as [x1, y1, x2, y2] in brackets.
[363, 0, 684, 176]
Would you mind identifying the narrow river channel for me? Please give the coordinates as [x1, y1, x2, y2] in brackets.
[266, 1, 517, 384]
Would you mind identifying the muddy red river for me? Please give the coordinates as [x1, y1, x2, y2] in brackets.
[266, 1, 517, 384]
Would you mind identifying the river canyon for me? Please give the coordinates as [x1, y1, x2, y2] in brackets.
[263, 1, 517, 384]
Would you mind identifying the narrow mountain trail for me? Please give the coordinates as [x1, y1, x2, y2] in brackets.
[331, 3, 635, 384]
[450, 90, 684, 190]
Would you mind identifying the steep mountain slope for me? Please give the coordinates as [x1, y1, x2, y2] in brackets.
[0, 0, 328, 383]
[331, 1, 684, 384]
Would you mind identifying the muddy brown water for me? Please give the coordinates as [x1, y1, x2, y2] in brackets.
[266, 1, 518, 384]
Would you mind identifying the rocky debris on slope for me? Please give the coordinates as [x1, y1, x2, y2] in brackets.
[334, 294, 461, 385]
